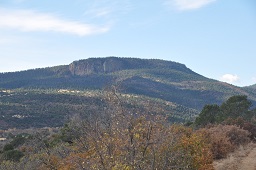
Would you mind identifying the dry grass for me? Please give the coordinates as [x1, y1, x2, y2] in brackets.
[213, 143, 256, 170]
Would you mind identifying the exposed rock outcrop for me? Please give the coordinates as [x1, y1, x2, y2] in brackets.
[69, 57, 191, 76]
[69, 57, 126, 75]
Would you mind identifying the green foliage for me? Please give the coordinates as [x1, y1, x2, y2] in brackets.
[10, 134, 30, 147]
[194, 95, 255, 128]
[195, 104, 222, 127]
[2, 150, 24, 162]
[0, 89, 199, 129]
[3, 144, 14, 152]
[0, 134, 29, 162]
[220, 95, 252, 120]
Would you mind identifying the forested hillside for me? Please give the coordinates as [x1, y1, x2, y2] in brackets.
[0, 89, 198, 129]
[246, 84, 256, 89]
[1, 57, 255, 110]
[0, 57, 256, 129]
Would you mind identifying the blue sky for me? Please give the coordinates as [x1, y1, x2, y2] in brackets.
[0, 0, 255, 87]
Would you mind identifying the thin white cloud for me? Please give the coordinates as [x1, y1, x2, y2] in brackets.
[84, 7, 112, 18]
[83, 0, 133, 18]
[0, 8, 110, 36]
[94, 9, 111, 17]
[166, 0, 216, 11]
[220, 74, 240, 84]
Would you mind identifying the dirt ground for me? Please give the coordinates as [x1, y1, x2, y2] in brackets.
[213, 143, 256, 170]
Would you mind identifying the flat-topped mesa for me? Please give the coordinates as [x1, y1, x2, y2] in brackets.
[69, 57, 192, 76]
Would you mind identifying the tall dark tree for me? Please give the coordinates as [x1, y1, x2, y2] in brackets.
[194, 104, 221, 127]
[220, 95, 252, 120]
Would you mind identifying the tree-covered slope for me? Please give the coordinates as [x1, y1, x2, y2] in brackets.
[0, 57, 255, 115]
[0, 89, 198, 129]
[0, 57, 206, 89]
[246, 84, 256, 89]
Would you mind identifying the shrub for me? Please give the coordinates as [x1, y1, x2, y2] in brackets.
[3, 144, 14, 152]
[10, 134, 27, 147]
[226, 126, 250, 146]
[203, 128, 233, 159]
[201, 125, 250, 159]
[2, 150, 24, 162]
[224, 117, 256, 141]
[178, 130, 214, 170]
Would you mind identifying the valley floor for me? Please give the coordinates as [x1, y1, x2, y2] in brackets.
[213, 143, 256, 170]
